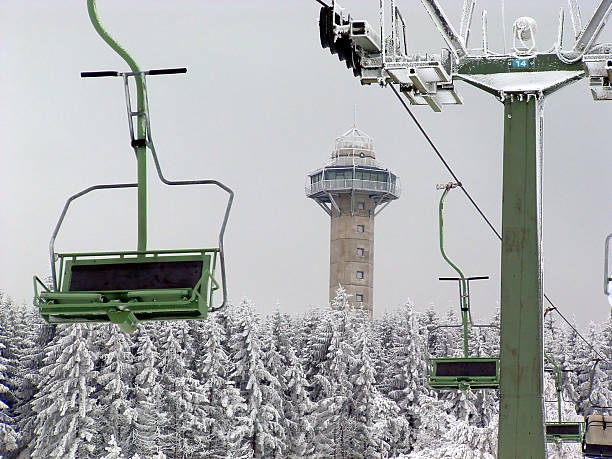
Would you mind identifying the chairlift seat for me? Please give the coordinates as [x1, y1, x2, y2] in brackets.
[583, 415, 612, 457]
[428, 357, 500, 390]
[545, 422, 583, 443]
[35, 249, 218, 333]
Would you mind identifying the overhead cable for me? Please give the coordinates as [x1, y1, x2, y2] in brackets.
[388, 83, 607, 362]
[307, 0, 606, 362]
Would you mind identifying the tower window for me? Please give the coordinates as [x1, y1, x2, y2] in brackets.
[356, 271, 364, 279]
[357, 225, 364, 233]
[356, 294, 364, 302]
[357, 201, 365, 210]
[356, 247, 364, 257]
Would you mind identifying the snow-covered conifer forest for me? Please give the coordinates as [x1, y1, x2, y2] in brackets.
[0, 288, 610, 458]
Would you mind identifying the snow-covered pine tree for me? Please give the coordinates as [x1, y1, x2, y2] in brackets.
[544, 311, 562, 358]
[94, 325, 136, 454]
[158, 323, 207, 458]
[585, 322, 612, 411]
[0, 293, 21, 456]
[295, 306, 322, 363]
[410, 392, 497, 458]
[384, 303, 428, 453]
[301, 307, 332, 403]
[194, 313, 248, 457]
[570, 322, 612, 416]
[562, 319, 593, 416]
[261, 309, 295, 449]
[371, 312, 394, 390]
[0, 294, 21, 407]
[410, 420, 497, 459]
[230, 300, 285, 457]
[30, 324, 97, 458]
[0, 341, 19, 455]
[14, 314, 54, 454]
[130, 325, 164, 458]
[283, 346, 315, 457]
[349, 322, 391, 456]
[409, 392, 452, 454]
[101, 434, 125, 459]
[312, 288, 361, 457]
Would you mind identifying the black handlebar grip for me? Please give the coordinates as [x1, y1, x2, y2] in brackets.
[80, 71, 119, 78]
[148, 68, 187, 75]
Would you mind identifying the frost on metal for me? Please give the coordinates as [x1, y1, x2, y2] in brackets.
[420, 0, 468, 59]
[460, 70, 585, 94]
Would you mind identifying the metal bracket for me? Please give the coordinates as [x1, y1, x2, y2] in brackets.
[326, 192, 341, 215]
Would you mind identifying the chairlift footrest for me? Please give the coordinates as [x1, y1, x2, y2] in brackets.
[126, 289, 191, 302]
[40, 292, 103, 304]
[34, 249, 220, 331]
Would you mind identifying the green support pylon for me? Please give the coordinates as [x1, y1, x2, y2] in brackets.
[87, 0, 147, 252]
[497, 94, 545, 458]
[315, 1, 612, 453]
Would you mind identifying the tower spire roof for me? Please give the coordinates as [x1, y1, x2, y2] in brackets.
[334, 125, 374, 154]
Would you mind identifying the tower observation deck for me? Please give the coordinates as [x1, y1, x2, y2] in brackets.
[306, 125, 400, 314]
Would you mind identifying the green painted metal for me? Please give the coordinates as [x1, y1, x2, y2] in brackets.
[457, 53, 583, 76]
[108, 311, 138, 334]
[428, 357, 500, 391]
[87, 0, 147, 252]
[497, 95, 546, 459]
[33, 249, 218, 326]
[545, 422, 583, 444]
[544, 354, 584, 444]
[545, 353, 563, 425]
[428, 184, 500, 391]
[438, 185, 469, 357]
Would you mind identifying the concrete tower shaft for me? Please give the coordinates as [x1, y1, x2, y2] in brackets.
[306, 125, 400, 315]
[329, 193, 375, 311]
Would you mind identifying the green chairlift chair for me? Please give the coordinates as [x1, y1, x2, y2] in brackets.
[543, 350, 584, 445]
[33, 0, 233, 333]
[427, 182, 500, 391]
[428, 356, 500, 391]
[582, 359, 612, 457]
[583, 414, 612, 457]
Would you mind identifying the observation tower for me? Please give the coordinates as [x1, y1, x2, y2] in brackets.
[306, 124, 400, 315]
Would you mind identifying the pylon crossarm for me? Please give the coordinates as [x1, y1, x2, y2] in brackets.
[420, 0, 468, 59]
[571, 0, 612, 56]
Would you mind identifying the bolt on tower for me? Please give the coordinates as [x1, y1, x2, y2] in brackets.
[306, 124, 400, 315]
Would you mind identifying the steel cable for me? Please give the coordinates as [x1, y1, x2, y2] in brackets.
[388, 83, 607, 362]
[308, 0, 606, 362]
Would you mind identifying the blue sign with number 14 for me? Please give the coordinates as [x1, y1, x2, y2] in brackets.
[512, 58, 530, 69]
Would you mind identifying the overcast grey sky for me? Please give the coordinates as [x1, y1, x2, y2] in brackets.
[1, 0, 610, 329]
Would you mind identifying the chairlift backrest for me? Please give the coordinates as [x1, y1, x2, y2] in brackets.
[583, 414, 612, 457]
[435, 359, 497, 377]
[66, 257, 204, 292]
